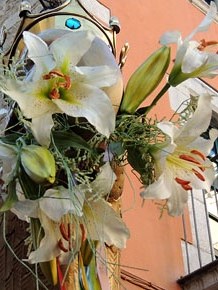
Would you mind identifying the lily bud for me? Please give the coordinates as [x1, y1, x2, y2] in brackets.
[21, 145, 56, 184]
[120, 46, 170, 114]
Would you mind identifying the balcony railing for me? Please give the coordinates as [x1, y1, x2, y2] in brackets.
[177, 187, 218, 289]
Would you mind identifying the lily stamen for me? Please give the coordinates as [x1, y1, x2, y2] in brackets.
[43, 70, 72, 100]
[80, 224, 86, 242]
[43, 70, 65, 79]
[63, 75, 71, 89]
[58, 239, 68, 253]
[198, 39, 218, 53]
[59, 223, 69, 241]
[50, 88, 60, 99]
[191, 149, 206, 161]
[182, 183, 192, 191]
[179, 154, 201, 165]
[175, 177, 192, 191]
[175, 177, 190, 185]
[192, 169, 205, 181]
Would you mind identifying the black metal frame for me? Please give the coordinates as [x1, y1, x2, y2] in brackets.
[38, 0, 64, 9]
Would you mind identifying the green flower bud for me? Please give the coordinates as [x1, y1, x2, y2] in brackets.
[21, 145, 56, 184]
[120, 46, 170, 114]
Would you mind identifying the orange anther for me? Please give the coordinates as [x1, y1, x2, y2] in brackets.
[179, 154, 201, 165]
[58, 239, 68, 253]
[50, 70, 65, 78]
[42, 73, 52, 80]
[80, 224, 86, 242]
[59, 75, 71, 90]
[175, 177, 192, 191]
[43, 69, 71, 100]
[59, 223, 69, 241]
[64, 75, 71, 89]
[175, 177, 190, 185]
[191, 150, 206, 161]
[50, 88, 60, 99]
[181, 183, 192, 191]
[192, 169, 205, 181]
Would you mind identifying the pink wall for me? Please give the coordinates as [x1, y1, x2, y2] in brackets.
[102, 1, 218, 289]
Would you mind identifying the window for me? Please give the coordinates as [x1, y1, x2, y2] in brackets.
[189, 0, 218, 20]
[204, 0, 215, 3]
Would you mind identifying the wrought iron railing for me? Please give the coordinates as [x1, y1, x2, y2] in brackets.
[181, 187, 218, 275]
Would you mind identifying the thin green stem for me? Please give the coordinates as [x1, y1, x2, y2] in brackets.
[146, 82, 171, 114]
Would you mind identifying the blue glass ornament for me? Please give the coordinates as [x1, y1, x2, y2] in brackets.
[65, 18, 81, 30]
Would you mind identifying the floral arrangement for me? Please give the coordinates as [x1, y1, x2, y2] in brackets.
[0, 1, 218, 289]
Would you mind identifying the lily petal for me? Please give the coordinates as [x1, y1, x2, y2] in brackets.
[28, 213, 62, 263]
[176, 94, 212, 144]
[141, 172, 172, 200]
[50, 30, 95, 70]
[53, 84, 115, 137]
[73, 66, 118, 88]
[40, 186, 84, 220]
[157, 121, 180, 142]
[160, 31, 182, 46]
[31, 113, 54, 147]
[83, 198, 130, 249]
[23, 31, 55, 80]
[79, 36, 123, 110]
[187, 1, 218, 40]
[166, 187, 188, 216]
[12, 199, 39, 219]
[91, 163, 116, 197]
[191, 128, 218, 156]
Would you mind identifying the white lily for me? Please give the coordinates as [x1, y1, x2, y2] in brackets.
[1, 30, 120, 146]
[141, 94, 218, 216]
[12, 163, 129, 263]
[160, 2, 218, 86]
[13, 186, 85, 263]
[74, 162, 130, 250]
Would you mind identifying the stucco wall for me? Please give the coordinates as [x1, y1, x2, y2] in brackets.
[0, 2, 60, 289]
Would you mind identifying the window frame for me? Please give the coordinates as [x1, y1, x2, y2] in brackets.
[189, 0, 218, 22]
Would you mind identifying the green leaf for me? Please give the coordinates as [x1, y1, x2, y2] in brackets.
[0, 134, 21, 145]
[127, 146, 155, 185]
[127, 146, 148, 176]
[18, 167, 42, 200]
[109, 142, 125, 157]
[0, 180, 18, 212]
[52, 131, 92, 152]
